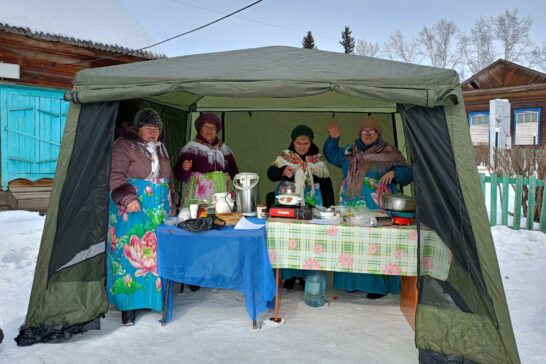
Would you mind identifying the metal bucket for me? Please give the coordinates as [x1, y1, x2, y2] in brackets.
[233, 172, 260, 216]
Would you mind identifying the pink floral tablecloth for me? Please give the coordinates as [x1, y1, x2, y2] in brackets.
[266, 219, 451, 280]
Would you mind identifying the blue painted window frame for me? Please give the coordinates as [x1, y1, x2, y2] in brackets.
[513, 107, 541, 145]
[0, 84, 69, 190]
[468, 111, 490, 126]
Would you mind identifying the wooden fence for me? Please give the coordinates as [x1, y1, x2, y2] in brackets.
[479, 173, 546, 232]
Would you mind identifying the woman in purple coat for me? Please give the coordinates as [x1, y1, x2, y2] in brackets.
[174, 113, 239, 206]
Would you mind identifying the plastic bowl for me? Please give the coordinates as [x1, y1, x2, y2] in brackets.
[319, 211, 335, 219]
[164, 216, 180, 226]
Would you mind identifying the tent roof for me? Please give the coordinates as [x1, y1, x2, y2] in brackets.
[68, 46, 462, 108]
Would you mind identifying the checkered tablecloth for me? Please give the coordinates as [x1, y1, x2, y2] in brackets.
[266, 219, 451, 281]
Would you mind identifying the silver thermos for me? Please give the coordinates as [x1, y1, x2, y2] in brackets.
[233, 172, 260, 216]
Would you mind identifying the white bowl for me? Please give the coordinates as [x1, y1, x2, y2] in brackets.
[319, 211, 335, 219]
[164, 216, 180, 226]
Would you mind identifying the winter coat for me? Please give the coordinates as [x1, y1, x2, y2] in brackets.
[110, 129, 176, 208]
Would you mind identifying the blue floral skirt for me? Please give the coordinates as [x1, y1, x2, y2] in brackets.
[106, 178, 170, 311]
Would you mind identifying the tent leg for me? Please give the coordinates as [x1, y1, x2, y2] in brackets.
[162, 279, 171, 326]
[400, 276, 417, 331]
[270, 268, 283, 323]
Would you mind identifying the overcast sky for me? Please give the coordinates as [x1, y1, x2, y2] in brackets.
[117, 0, 546, 58]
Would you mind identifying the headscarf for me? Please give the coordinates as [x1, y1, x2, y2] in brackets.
[133, 108, 162, 130]
[195, 113, 222, 132]
[359, 116, 382, 135]
[290, 124, 314, 141]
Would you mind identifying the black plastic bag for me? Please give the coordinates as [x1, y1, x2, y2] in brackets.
[177, 217, 226, 232]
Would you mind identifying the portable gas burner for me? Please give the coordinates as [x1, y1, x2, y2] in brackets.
[269, 205, 312, 220]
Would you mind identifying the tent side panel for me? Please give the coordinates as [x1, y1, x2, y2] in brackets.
[400, 105, 516, 363]
[16, 102, 116, 346]
[48, 102, 118, 275]
[443, 102, 520, 363]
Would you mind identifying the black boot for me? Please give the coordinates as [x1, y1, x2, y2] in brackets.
[121, 310, 136, 326]
[189, 285, 201, 291]
[283, 277, 296, 290]
[366, 293, 386, 300]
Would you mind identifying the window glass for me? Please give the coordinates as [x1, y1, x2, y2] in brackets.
[514, 108, 540, 145]
[468, 112, 490, 145]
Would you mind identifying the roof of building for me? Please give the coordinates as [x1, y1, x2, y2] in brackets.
[0, 0, 163, 59]
[0, 23, 158, 59]
[461, 59, 546, 91]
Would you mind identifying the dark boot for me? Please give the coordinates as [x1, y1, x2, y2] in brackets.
[366, 293, 386, 300]
[121, 310, 136, 326]
[189, 285, 201, 291]
[283, 277, 296, 290]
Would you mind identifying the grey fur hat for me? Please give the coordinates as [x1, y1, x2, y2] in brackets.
[133, 108, 162, 130]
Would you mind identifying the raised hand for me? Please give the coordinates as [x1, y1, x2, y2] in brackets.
[328, 121, 342, 138]
[182, 159, 193, 172]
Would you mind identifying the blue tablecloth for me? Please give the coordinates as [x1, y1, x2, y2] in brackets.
[156, 220, 276, 322]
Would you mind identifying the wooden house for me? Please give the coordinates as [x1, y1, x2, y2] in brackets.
[0, 22, 157, 210]
[462, 59, 546, 147]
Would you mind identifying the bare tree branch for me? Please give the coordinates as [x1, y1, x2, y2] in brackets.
[383, 30, 419, 63]
[530, 42, 546, 71]
[495, 8, 533, 62]
[355, 39, 380, 57]
[459, 17, 496, 75]
[418, 19, 459, 68]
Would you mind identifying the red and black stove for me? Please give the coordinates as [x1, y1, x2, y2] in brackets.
[269, 205, 313, 220]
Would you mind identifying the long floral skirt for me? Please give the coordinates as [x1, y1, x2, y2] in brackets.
[335, 176, 400, 295]
[106, 178, 170, 312]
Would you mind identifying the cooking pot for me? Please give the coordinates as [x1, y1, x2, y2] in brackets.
[380, 193, 416, 212]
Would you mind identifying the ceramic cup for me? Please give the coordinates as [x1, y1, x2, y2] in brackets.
[189, 204, 199, 219]
[256, 204, 267, 219]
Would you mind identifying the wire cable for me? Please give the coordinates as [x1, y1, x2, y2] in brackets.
[23, 0, 263, 80]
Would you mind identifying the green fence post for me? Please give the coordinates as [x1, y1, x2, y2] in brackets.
[501, 174, 509, 226]
[490, 173, 498, 226]
[513, 175, 523, 230]
[527, 176, 537, 230]
[540, 179, 546, 233]
[480, 173, 486, 201]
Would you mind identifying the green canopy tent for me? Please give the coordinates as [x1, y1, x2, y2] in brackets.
[16, 46, 519, 363]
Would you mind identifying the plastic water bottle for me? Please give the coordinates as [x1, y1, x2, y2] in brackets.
[304, 271, 326, 307]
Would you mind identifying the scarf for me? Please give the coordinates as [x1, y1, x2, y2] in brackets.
[272, 146, 330, 199]
[180, 135, 231, 170]
[346, 138, 407, 198]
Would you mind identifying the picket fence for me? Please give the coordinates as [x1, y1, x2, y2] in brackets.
[479, 173, 546, 232]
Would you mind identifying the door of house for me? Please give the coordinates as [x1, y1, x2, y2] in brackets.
[1, 85, 69, 190]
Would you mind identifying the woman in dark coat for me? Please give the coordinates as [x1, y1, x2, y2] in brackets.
[107, 109, 176, 325]
[267, 124, 335, 289]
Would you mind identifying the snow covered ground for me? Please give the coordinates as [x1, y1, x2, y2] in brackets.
[0, 211, 545, 363]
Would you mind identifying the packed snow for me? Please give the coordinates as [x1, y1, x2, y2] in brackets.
[0, 211, 545, 363]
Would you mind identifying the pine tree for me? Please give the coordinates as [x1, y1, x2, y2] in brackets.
[302, 31, 317, 50]
[339, 26, 355, 54]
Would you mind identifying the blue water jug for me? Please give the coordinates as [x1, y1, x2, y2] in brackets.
[304, 271, 326, 307]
